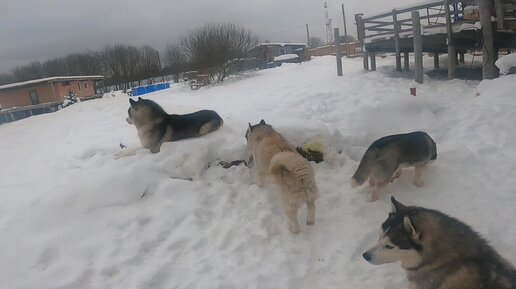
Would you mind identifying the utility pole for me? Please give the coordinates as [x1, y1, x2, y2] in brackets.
[342, 3, 350, 58]
[306, 24, 310, 46]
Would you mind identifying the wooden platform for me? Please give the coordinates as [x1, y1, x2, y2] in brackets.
[355, 0, 516, 81]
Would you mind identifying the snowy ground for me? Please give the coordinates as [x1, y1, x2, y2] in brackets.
[1, 55, 516, 289]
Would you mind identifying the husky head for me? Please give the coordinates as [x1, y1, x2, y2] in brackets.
[245, 119, 270, 142]
[363, 197, 424, 269]
[126, 97, 167, 127]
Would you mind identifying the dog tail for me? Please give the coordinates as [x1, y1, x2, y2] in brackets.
[351, 150, 373, 188]
[269, 151, 318, 196]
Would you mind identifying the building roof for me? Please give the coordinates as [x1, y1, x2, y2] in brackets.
[252, 42, 307, 49]
[0, 75, 104, 91]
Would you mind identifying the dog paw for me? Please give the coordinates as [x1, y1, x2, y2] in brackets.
[413, 180, 424, 187]
[289, 225, 301, 234]
[306, 220, 315, 226]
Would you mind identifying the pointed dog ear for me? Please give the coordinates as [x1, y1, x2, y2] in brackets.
[391, 196, 407, 213]
[259, 119, 266, 125]
[403, 215, 421, 241]
[137, 97, 142, 101]
[129, 98, 137, 107]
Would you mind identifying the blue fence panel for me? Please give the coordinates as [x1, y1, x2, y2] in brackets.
[131, 83, 170, 97]
[145, 85, 157, 93]
[134, 87, 146, 96]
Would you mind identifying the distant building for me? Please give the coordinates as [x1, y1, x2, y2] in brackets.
[0, 75, 104, 110]
[250, 43, 307, 68]
[0, 75, 104, 124]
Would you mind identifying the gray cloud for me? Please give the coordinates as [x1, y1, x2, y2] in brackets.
[0, 0, 414, 73]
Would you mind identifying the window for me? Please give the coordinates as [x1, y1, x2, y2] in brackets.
[280, 48, 286, 55]
[29, 90, 39, 105]
[84, 82, 88, 89]
[78, 82, 82, 91]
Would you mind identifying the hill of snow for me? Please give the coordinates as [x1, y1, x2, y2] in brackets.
[1, 56, 516, 289]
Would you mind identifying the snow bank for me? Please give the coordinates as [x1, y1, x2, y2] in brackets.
[1, 55, 516, 289]
[495, 54, 516, 75]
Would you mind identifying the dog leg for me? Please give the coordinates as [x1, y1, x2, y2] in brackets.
[368, 176, 376, 187]
[391, 167, 402, 183]
[283, 204, 301, 234]
[280, 189, 301, 233]
[369, 181, 388, 202]
[255, 170, 266, 187]
[306, 200, 316, 225]
[413, 165, 425, 187]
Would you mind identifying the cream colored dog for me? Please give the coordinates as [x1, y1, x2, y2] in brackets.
[246, 120, 319, 233]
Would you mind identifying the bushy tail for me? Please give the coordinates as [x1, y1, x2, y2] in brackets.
[269, 151, 318, 197]
[351, 151, 373, 188]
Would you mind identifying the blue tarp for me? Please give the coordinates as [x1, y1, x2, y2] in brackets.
[131, 83, 171, 96]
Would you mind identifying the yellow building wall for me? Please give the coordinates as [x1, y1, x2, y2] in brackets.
[0, 79, 98, 109]
[0, 83, 58, 109]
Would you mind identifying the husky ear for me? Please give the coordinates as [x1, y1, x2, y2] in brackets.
[403, 215, 421, 241]
[391, 196, 407, 213]
[259, 119, 266, 125]
[129, 98, 137, 107]
[137, 97, 142, 101]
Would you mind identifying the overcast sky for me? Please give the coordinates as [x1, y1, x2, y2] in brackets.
[0, 0, 414, 74]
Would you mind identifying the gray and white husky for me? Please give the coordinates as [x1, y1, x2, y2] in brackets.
[351, 131, 437, 201]
[117, 97, 223, 158]
[363, 197, 516, 289]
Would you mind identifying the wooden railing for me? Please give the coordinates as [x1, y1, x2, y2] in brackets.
[355, 0, 465, 44]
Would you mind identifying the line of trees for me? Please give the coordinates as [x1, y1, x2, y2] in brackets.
[0, 22, 259, 88]
[0, 45, 162, 90]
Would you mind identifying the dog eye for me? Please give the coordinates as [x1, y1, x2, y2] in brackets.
[384, 244, 394, 249]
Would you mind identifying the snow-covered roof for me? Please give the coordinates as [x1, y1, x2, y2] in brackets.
[274, 54, 299, 61]
[0, 75, 104, 91]
[254, 42, 306, 48]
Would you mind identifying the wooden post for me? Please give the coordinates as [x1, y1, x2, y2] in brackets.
[355, 14, 369, 71]
[494, 0, 505, 30]
[444, 0, 456, 79]
[342, 4, 350, 58]
[412, 11, 424, 84]
[370, 53, 376, 71]
[434, 53, 440, 68]
[334, 28, 343, 76]
[404, 51, 410, 71]
[479, 0, 496, 79]
[459, 52, 465, 64]
[393, 9, 402, 72]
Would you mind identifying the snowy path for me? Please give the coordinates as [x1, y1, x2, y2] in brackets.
[1, 56, 515, 289]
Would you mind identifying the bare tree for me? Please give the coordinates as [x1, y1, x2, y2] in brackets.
[181, 22, 258, 82]
[11, 61, 44, 82]
[163, 44, 190, 77]
[308, 37, 325, 49]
